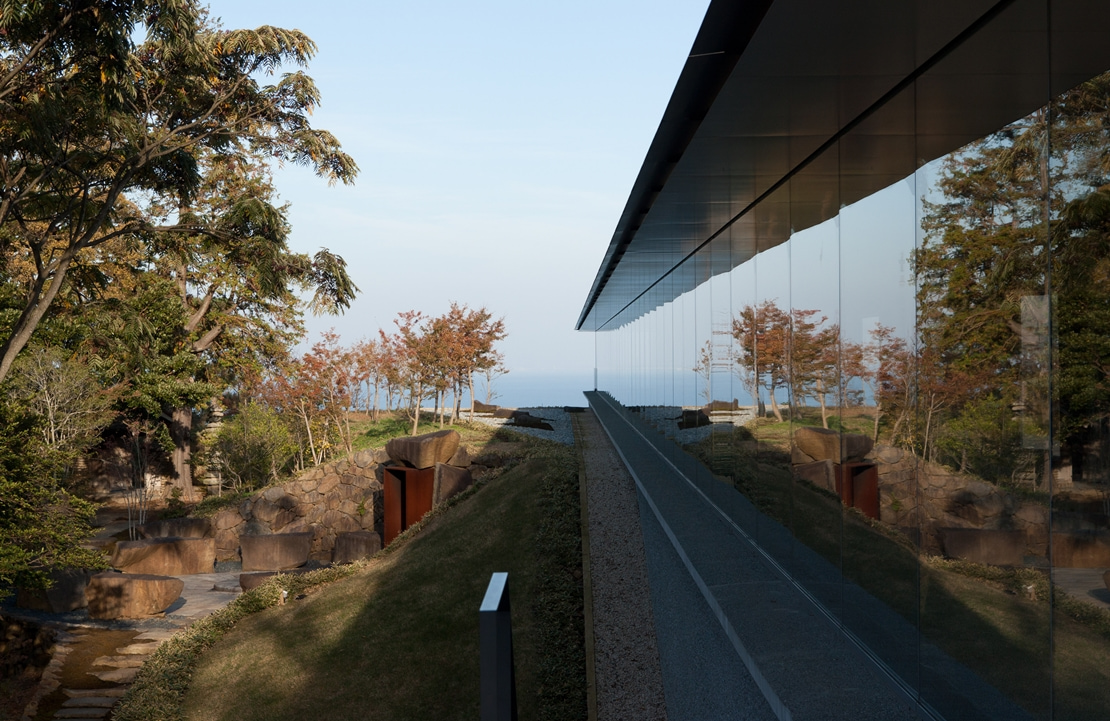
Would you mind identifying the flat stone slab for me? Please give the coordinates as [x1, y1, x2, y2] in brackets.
[87, 572, 183, 620]
[116, 642, 162, 655]
[92, 655, 146, 668]
[240, 532, 312, 572]
[112, 537, 216, 575]
[62, 697, 118, 708]
[386, 429, 460, 469]
[134, 629, 177, 641]
[65, 688, 128, 698]
[87, 667, 139, 684]
[54, 708, 111, 719]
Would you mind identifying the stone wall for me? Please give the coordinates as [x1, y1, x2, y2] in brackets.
[211, 448, 389, 562]
[870, 444, 1049, 557]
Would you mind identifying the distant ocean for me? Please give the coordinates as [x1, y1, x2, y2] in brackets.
[480, 371, 595, 409]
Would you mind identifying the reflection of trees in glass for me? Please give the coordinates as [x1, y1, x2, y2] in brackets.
[731, 301, 790, 421]
[915, 70, 1110, 483]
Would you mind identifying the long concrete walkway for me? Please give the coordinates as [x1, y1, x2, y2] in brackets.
[584, 392, 922, 721]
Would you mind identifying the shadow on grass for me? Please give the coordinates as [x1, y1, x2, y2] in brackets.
[182, 443, 585, 721]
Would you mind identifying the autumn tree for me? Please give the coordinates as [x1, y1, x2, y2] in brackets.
[732, 300, 791, 421]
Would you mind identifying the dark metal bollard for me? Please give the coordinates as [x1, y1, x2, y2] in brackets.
[480, 572, 518, 721]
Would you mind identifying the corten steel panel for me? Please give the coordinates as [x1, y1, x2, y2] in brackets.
[835, 463, 880, 521]
[577, 0, 1110, 332]
[382, 465, 435, 546]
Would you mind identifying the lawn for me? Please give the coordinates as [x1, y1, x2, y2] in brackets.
[175, 434, 585, 721]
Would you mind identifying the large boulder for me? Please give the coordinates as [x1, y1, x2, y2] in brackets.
[112, 537, 216, 575]
[1052, 531, 1110, 568]
[87, 572, 183, 620]
[386, 430, 461, 469]
[434, 463, 474, 505]
[677, 409, 711, 429]
[794, 427, 873, 463]
[240, 532, 313, 572]
[509, 411, 554, 431]
[793, 459, 836, 493]
[333, 531, 382, 564]
[137, 518, 212, 539]
[473, 400, 499, 414]
[15, 568, 92, 613]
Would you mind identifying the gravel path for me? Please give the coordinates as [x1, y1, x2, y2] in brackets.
[573, 410, 668, 721]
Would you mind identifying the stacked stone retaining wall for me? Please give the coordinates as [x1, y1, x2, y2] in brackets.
[211, 448, 389, 562]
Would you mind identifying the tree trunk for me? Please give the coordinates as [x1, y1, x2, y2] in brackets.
[411, 382, 423, 436]
[768, 385, 784, 422]
[469, 370, 476, 421]
[816, 379, 829, 429]
[168, 406, 196, 501]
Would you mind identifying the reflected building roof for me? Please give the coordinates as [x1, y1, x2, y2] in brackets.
[577, 0, 1110, 331]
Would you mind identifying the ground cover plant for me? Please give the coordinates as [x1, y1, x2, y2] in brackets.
[114, 430, 585, 721]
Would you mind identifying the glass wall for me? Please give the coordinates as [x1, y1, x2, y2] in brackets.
[590, 2, 1110, 717]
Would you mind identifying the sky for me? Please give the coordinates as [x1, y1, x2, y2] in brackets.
[206, 1, 712, 404]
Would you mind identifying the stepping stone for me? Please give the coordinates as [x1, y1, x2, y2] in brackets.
[65, 688, 128, 698]
[134, 629, 176, 641]
[62, 697, 118, 708]
[91, 655, 145, 668]
[116, 642, 162, 655]
[53, 708, 111, 719]
[88, 667, 139, 683]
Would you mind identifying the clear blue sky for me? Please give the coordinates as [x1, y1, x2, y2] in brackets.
[207, 1, 711, 391]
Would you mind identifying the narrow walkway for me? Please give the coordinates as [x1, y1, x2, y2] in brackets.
[586, 392, 922, 721]
[576, 408, 775, 721]
[574, 411, 668, 720]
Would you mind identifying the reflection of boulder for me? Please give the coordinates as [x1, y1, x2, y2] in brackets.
[434, 463, 473, 505]
[677, 409, 711, 429]
[16, 568, 92, 613]
[1052, 531, 1110, 568]
[492, 408, 515, 419]
[703, 399, 740, 412]
[794, 427, 873, 463]
[509, 412, 554, 431]
[240, 532, 313, 572]
[137, 517, 212, 539]
[112, 537, 216, 575]
[939, 528, 1025, 566]
[793, 460, 836, 493]
[386, 430, 461, 469]
[87, 572, 183, 620]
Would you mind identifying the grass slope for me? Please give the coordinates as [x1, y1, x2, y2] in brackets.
[174, 439, 584, 721]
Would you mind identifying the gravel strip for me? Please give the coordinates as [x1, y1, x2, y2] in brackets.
[468, 407, 575, 445]
[574, 410, 668, 721]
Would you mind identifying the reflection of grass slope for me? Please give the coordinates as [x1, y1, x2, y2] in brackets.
[685, 430, 1110, 720]
[349, 412, 499, 451]
[181, 442, 584, 721]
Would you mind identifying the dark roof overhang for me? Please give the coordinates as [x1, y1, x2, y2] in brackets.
[576, 0, 1110, 331]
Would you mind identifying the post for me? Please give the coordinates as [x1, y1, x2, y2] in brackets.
[480, 572, 517, 721]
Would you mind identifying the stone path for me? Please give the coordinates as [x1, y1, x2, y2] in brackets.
[17, 572, 241, 721]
